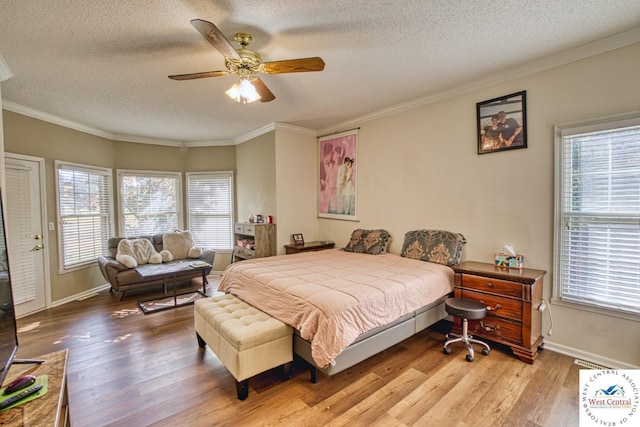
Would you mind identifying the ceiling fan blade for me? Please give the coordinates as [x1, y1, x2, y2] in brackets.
[168, 70, 230, 80]
[261, 57, 325, 74]
[250, 77, 276, 102]
[190, 19, 240, 60]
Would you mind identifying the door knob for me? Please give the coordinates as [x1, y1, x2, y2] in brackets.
[33, 244, 43, 251]
[34, 234, 42, 240]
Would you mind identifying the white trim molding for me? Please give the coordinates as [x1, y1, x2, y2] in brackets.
[543, 340, 640, 370]
[318, 27, 640, 136]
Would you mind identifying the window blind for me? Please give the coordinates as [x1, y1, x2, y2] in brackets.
[186, 172, 233, 250]
[118, 171, 181, 236]
[5, 165, 36, 303]
[557, 123, 640, 315]
[56, 162, 114, 269]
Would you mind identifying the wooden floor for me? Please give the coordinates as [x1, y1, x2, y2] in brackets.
[14, 277, 580, 426]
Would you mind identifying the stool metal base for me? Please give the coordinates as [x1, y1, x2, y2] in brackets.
[443, 318, 490, 362]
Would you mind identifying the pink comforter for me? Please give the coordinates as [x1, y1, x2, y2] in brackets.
[218, 249, 453, 367]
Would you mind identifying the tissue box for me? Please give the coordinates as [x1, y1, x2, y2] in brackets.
[494, 253, 524, 269]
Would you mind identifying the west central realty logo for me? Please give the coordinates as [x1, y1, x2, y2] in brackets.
[580, 369, 639, 426]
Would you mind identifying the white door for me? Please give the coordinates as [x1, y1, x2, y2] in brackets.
[4, 155, 47, 317]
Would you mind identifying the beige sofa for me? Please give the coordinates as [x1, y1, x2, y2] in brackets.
[98, 234, 214, 300]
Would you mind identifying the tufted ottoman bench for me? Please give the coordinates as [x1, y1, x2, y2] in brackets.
[194, 294, 293, 400]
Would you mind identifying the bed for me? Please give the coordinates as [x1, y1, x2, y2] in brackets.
[218, 228, 466, 379]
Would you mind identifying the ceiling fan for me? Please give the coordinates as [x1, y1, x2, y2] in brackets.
[169, 19, 325, 103]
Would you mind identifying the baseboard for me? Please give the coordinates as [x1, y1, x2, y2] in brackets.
[43, 274, 223, 315]
[55, 284, 113, 307]
[14, 284, 114, 319]
[20, 273, 225, 319]
[543, 340, 639, 369]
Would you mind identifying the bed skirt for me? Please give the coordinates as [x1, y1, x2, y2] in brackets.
[293, 293, 450, 378]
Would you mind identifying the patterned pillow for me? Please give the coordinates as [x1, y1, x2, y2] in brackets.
[400, 229, 466, 266]
[343, 229, 391, 255]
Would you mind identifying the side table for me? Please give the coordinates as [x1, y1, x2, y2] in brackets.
[0, 349, 69, 426]
[284, 241, 335, 254]
[452, 261, 546, 364]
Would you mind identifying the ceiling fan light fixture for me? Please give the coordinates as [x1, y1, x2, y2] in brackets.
[226, 78, 261, 104]
[170, 20, 325, 103]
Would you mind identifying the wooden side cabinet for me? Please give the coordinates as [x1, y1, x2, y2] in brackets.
[233, 223, 276, 262]
[452, 261, 546, 364]
[0, 349, 69, 426]
[284, 241, 335, 254]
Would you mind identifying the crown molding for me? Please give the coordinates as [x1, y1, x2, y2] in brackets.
[3, 100, 115, 139]
[183, 139, 236, 148]
[4, 27, 639, 146]
[234, 122, 276, 144]
[318, 26, 640, 136]
[109, 133, 184, 147]
[2, 100, 305, 147]
[232, 122, 317, 145]
[3, 100, 189, 146]
[2, 100, 236, 147]
[273, 122, 317, 137]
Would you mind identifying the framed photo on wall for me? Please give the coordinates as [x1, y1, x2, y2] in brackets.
[318, 129, 358, 221]
[477, 91, 527, 154]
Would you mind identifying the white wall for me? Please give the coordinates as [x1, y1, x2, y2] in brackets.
[316, 43, 640, 367]
[274, 127, 319, 253]
[235, 131, 277, 225]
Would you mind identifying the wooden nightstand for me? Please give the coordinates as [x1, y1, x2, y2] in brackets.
[284, 241, 335, 254]
[452, 261, 546, 364]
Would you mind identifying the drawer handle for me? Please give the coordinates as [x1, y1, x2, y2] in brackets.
[480, 321, 500, 332]
[486, 282, 494, 288]
[482, 302, 501, 311]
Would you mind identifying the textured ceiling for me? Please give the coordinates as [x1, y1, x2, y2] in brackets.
[1, 1, 639, 145]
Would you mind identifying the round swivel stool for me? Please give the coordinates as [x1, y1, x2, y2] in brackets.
[443, 297, 490, 362]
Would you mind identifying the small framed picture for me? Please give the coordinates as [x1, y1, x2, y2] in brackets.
[477, 91, 527, 154]
[292, 234, 304, 245]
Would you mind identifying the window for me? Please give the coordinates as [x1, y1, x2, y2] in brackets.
[56, 161, 114, 270]
[118, 170, 182, 236]
[186, 172, 234, 250]
[554, 113, 640, 317]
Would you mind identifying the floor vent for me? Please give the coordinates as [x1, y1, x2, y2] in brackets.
[574, 359, 609, 370]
